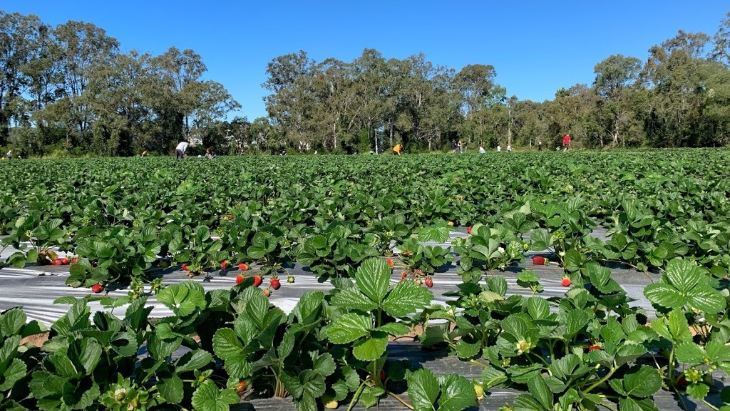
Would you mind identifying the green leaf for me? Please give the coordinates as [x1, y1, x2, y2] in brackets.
[686, 383, 710, 400]
[526, 297, 550, 320]
[330, 288, 378, 312]
[175, 349, 213, 373]
[355, 258, 389, 305]
[667, 310, 692, 343]
[455, 340, 481, 359]
[352, 332, 388, 361]
[407, 368, 440, 411]
[675, 343, 705, 364]
[159, 374, 184, 403]
[513, 393, 548, 411]
[191, 380, 239, 411]
[212, 329, 248, 378]
[376, 322, 410, 336]
[618, 397, 660, 411]
[644, 284, 686, 309]
[0, 359, 26, 391]
[665, 259, 701, 293]
[326, 313, 371, 344]
[437, 374, 477, 411]
[688, 288, 726, 314]
[312, 353, 336, 377]
[623, 366, 662, 398]
[0, 308, 26, 336]
[382, 280, 433, 318]
[527, 375, 553, 410]
[157, 281, 206, 317]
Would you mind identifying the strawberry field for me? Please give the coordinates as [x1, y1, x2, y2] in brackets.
[0, 149, 729, 411]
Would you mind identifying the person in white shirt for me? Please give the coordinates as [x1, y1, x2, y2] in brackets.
[175, 141, 189, 160]
[479, 145, 486, 154]
[6, 150, 11, 160]
[506, 144, 513, 152]
[497, 145, 501, 152]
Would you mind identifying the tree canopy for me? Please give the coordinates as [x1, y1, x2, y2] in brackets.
[3, 10, 730, 156]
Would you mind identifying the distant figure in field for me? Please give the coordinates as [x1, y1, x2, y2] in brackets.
[450, 139, 457, 153]
[175, 141, 189, 160]
[479, 145, 486, 154]
[506, 144, 513, 152]
[563, 134, 571, 151]
[141, 150, 148, 157]
[497, 145, 501, 152]
[537, 140, 543, 151]
[6, 150, 11, 160]
[393, 143, 402, 155]
[205, 148, 215, 159]
[457, 140, 463, 154]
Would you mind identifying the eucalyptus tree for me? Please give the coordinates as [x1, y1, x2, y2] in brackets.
[593, 54, 642, 146]
[0, 11, 47, 144]
[49, 20, 119, 148]
[85, 50, 154, 155]
[642, 31, 711, 146]
[263, 51, 316, 149]
[453, 64, 499, 146]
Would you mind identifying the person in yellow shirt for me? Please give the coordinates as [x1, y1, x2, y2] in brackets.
[393, 143, 402, 155]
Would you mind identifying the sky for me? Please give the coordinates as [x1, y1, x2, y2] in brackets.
[4, 1, 729, 120]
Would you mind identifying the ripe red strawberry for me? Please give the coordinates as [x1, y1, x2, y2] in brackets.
[52, 258, 63, 266]
[401, 271, 407, 277]
[532, 256, 546, 265]
[561, 277, 571, 287]
[270, 278, 281, 290]
[61, 257, 70, 265]
[588, 345, 601, 352]
[71, 257, 79, 265]
[287, 275, 295, 284]
[253, 275, 262, 287]
[238, 263, 248, 271]
[467, 227, 472, 234]
[236, 380, 247, 393]
[229, 214, 234, 220]
[399, 278, 405, 283]
[91, 283, 104, 293]
[221, 260, 228, 270]
[387, 259, 394, 267]
[182, 264, 188, 271]
[425, 277, 433, 288]
[235, 274, 244, 284]
[263, 288, 271, 297]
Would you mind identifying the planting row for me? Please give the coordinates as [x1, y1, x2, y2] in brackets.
[1, 256, 728, 411]
[2, 152, 730, 288]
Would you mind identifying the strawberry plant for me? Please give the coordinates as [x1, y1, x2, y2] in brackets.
[325, 258, 440, 408]
[245, 229, 292, 277]
[452, 224, 526, 282]
[66, 226, 162, 287]
[398, 237, 453, 279]
[295, 224, 378, 280]
[0, 308, 44, 411]
[170, 225, 228, 276]
[3, 213, 71, 267]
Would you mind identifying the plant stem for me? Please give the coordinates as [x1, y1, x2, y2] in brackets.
[346, 381, 367, 411]
[387, 391, 414, 410]
[584, 365, 617, 394]
[700, 398, 719, 411]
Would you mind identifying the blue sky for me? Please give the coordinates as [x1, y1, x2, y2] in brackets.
[5, 1, 729, 119]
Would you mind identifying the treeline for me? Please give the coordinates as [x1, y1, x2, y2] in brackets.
[3, 11, 730, 157]
[258, 13, 730, 153]
[0, 11, 239, 157]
